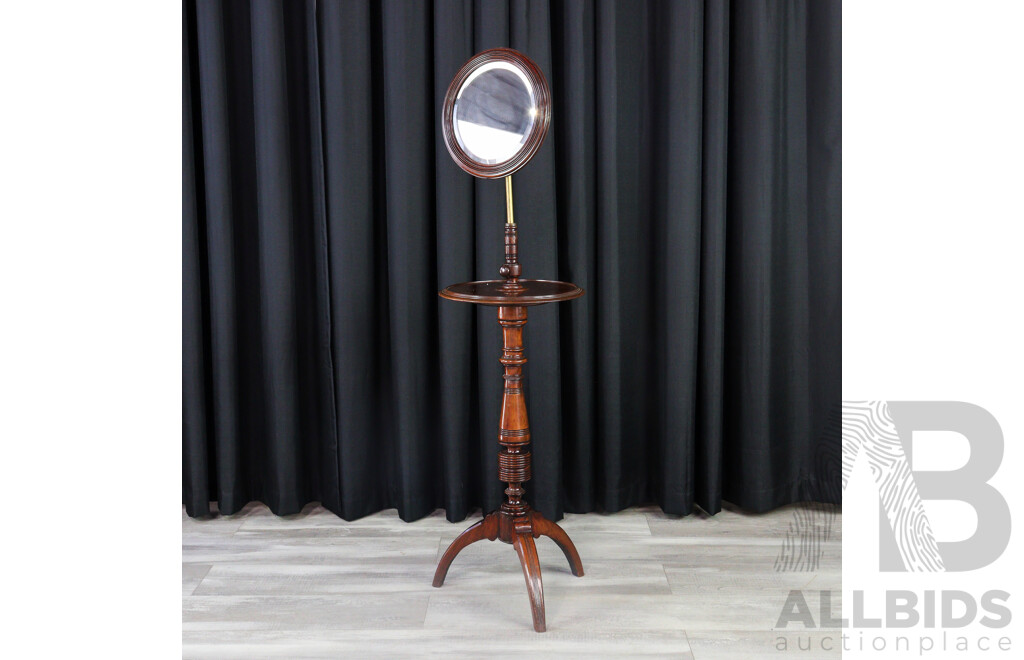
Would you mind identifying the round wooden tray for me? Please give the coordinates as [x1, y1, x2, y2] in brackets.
[439, 279, 584, 306]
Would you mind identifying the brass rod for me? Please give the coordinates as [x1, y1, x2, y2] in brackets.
[505, 175, 515, 226]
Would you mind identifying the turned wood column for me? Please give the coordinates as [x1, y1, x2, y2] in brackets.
[499, 223, 524, 292]
[434, 220, 585, 633]
[498, 305, 530, 534]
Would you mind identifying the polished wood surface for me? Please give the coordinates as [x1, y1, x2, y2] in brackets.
[532, 510, 585, 577]
[441, 224, 583, 305]
[439, 280, 583, 306]
[513, 533, 546, 632]
[433, 221, 585, 631]
[432, 507, 586, 633]
[431, 301, 584, 632]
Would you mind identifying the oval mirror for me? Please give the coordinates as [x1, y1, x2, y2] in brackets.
[442, 48, 551, 179]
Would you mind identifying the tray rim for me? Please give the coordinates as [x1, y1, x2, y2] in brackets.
[439, 279, 585, 306]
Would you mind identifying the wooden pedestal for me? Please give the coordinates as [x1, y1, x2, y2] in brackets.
[433, 226, 584, 632]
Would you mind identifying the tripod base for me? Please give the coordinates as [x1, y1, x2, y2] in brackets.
[432, 507, 584, 632]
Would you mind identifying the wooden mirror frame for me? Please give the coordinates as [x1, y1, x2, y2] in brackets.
[441, 48, 551, 179]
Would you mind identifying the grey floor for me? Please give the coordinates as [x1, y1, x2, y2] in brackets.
[183, 502, 841, 659]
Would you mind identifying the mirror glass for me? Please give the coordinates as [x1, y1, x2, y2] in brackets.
[453, 62, 537, 165]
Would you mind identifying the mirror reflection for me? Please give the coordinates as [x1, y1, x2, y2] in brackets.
[453, 62, 537, 165]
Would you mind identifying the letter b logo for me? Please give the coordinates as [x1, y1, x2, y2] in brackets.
[843, 401, 1010, 572]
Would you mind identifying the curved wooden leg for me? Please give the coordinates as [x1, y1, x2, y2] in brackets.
[433, 513, 498, 588]
[513, 532, 546, 632]
[532, 511, 585, 577]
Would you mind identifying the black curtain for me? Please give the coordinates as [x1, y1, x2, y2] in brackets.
[183, 0, 841, 522]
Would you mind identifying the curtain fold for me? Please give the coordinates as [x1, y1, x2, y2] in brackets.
[183, 0, 841, 522]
